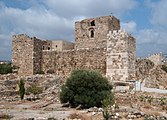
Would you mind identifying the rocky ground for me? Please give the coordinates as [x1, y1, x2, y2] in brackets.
[136, 59, 167, 89]
[0, 74, 166, 120]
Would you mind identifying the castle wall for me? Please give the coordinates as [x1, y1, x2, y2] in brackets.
[106, 30, 136, 82]
[12, 34, 34, 76]
[42, 48, 106, 76]
[12, 15, 136, 82]
[75, 16, 120, 49]
[52, 40, 74, 51]
[33, 38, 43, 74]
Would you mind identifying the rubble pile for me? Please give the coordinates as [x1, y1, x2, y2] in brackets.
[136, 59, 167, 89]
[0, 74, 65, 102]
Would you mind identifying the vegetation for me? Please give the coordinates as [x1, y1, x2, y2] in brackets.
[102, 94, 115, 120]
[161, 65, 167, 73]
[47, 69, 55, 74]
[0, 114, 13, 119]
[159, 97, 166, 105]
[0, 63, 12, 74]
[47, 117, 58, 120]
[27, 85, 43, 97]
[19, 79, 25, 100]
[36, 70, 45, 74]
[0, 63, 19, 74]
[60, 70, 113, 108]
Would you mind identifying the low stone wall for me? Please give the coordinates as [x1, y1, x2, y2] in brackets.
[42, 48, 106, 76]
[0, 74, 18, 80]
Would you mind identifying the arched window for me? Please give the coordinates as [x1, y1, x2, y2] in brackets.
[90, 20, 95, 26]
[90, 30, 94, 38]
[42, 46, 45, 50]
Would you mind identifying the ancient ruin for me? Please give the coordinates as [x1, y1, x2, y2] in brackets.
[12, 15, 136, 82]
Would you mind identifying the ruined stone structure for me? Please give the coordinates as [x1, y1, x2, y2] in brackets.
[147, 53, 164, 66]
[75, 16, 120, 49]
[106, 30, 136, 81]
[12, 15, 136, 82]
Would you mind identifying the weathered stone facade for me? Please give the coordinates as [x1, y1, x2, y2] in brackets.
[75, 16, 120, 49]
[12, 34, 34, 76]
[147, 53, 163, 65]
[12, 15, 136, 82]
[42, 48, 106, 76]
[106, 30, 136, 82]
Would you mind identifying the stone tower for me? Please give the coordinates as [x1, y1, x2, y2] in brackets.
[106, 30, 136, 82]
[12, 34, 43, 76]
[74, 16, 120, 49]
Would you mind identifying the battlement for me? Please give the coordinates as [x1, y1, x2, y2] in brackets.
[12, 34, 29, 38]
[107, 30, 133, 39]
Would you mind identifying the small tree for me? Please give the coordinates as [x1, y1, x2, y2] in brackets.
[60, 70, 113, 108]
[19, 79, 25, 100]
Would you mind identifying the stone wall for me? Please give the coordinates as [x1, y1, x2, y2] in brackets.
[12, 34, 34, 76]
[106, 30, 136, 82]
[52, 40, 74, 51]
[147, 53, 163, 65]
[74, 16, 120, 49]
[33, 38, 43, 74]
[0, 74, 18, 81]
[42, 48, 106, 76]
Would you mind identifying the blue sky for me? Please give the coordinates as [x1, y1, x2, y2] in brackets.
[0, 0, 167, 60]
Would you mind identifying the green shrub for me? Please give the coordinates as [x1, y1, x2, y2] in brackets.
[19, 79, 25, 100]
[36, 70, 45, 74]
[0, 114, 13, 119]
[47, 69, 55, 74]
[60, 70, 112, 108]
[0, 63, 12, 74]
[27, 85, 43, 96]
[102, 94, 115, 120]
[47, 117, 58, 120]
[161, 65, 167, 73]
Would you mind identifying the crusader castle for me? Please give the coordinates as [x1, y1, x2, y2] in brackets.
[12, 15, 136, 82]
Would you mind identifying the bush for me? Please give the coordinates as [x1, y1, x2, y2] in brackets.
[0, 63, 12, 74]
[161, 65, 167, 73]
[60, 70, 112, 108]
[0, 114, 13, 119]
[19, 79, 25, 100]
[27, 85, 43, 96]
[36, 70, 45, 74]
[47, 69, 55, 74]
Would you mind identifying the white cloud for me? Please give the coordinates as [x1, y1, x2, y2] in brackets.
[134, 0, 167, 57]
[148, 0, 167, 27]
[121, 21, 137, 33]
[136, 29, 159, 44]
[43, 0, 138, 18]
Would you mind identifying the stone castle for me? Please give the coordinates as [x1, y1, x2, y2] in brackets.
[12, 15, 136, 82]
